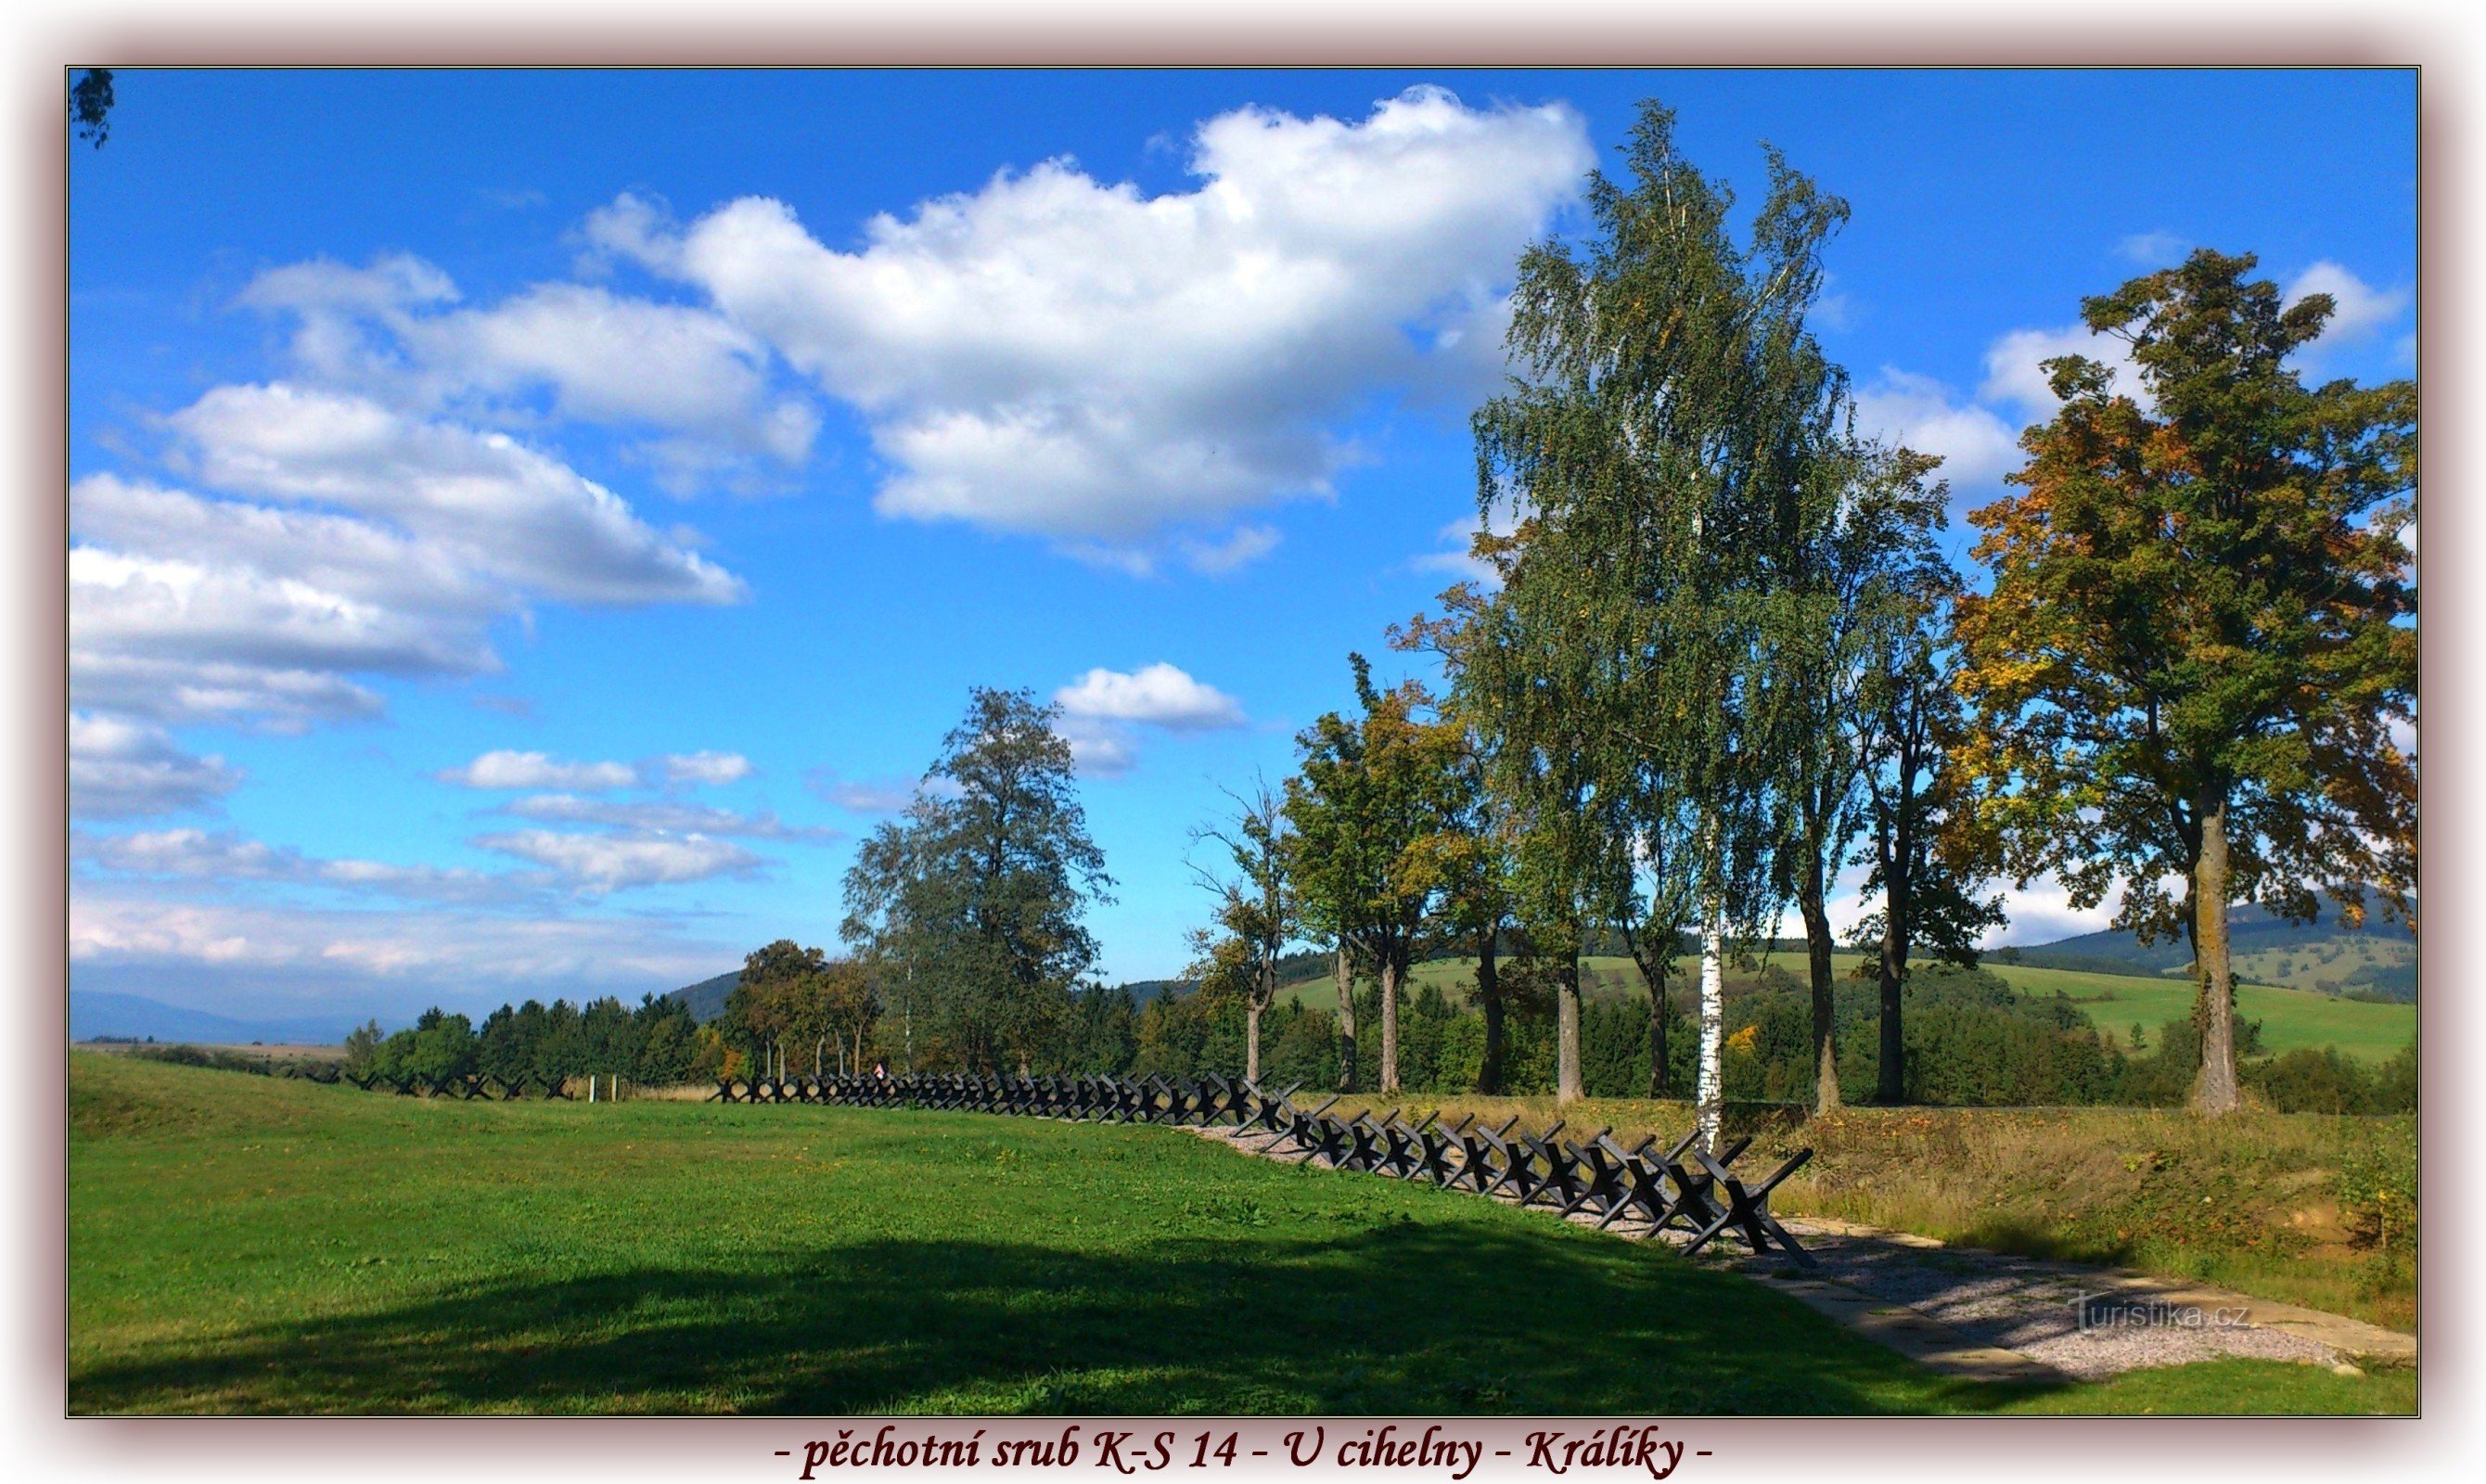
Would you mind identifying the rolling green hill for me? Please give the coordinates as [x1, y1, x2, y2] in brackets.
[2009, 902, 2415, 1001]
[1270, 952, 2415, 1062]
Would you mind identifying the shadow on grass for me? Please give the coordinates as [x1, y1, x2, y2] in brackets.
[71, 1221, 2016, 1415]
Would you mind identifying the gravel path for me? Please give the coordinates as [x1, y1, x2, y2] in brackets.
[1194, 1123, 2364, 1383]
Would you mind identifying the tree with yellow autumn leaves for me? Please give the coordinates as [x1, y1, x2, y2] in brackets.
[1954, 249, 2416, 1116]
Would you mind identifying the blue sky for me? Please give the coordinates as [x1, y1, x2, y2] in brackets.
[67, 68, 2417, 1026]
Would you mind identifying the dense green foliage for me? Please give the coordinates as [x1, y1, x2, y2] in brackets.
[343, 995, 704, 1088]
[1094, 961, 2413, 1114]
[843, 688, 1114, 1074]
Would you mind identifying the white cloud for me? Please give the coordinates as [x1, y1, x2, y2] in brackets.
[2284, 260, 2411, 346]
[2114, 230, 2190, 265]
[70, 653, 384, 732]
[239, 255, 817, 477]
[1980, 324, 2143, 415]
[167, 384, 745, 608]
[804, 770, 925, 813]
[1851, 368, 2025, 491]
[1176, 524, 1282, 575]
[601, 86, 1590, 563]
[500, 793, 838, 842]
[655, 750, 753, 787]
[70, 883, 731, 1007]
[1053, 716, 1138, 780]
[70, 545, 490, 679]
[1055, 662, 1246, 731]
[1982, 877, 2123, 948]
[473, 829, 763, 893]
[73, 827, 531, 907]
[70, 386, 743, 738]
[69, 713, 242, 820]
[439, 749, 640, 791]
[1412, 498, 1526, 587]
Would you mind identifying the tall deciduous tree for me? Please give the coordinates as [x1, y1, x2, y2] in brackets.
[1285, 656, 1455, 1094]
[1766, 441, 1957, 1112]
[1465, 100, 1835, 1141]
[1190, 777, 1299, 1085]
[1955, 249, 2416, 1116]
[840, 687, 1115, 1074]
[1850, 579, 2005, 1103]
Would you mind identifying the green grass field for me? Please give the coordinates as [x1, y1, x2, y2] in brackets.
[1275, 953, 2416, 1062]
[69, 1054, 2410, 1415]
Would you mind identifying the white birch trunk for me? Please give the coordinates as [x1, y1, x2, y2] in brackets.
[1698, 905, 1725, 1153]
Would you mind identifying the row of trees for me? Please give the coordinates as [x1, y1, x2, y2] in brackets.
[342, 994, 708, 1088]
[792, 97, 2410, 1133]
[1187, 99, 2414, 1132]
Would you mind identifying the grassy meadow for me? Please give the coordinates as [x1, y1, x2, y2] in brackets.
[1272, 953, 2416, 1063]
[1328, 1092, 2416, 1331]
[69, 1053, 2411, 1416]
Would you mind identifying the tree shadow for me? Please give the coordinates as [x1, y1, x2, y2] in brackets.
[70, 1220, 2017, 1414]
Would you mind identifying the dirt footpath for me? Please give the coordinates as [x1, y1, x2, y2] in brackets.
[1191, 1122, 2413, 1385]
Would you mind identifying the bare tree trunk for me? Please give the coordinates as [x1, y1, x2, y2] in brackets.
[1647, 967, 1671, 1099]
[1379, 953, 1402, 1094]
[1624, 922, 1673, 1097]
[1556, 940, 1583, 1105]
[1246, 996, 1263, 1085]
[1876, 808, 1910, 1104]
[2190, 799, 2240, 1116]
[1698, 905, 1725, 1153]
[1801, 851, 1841, 1112]
[1334, 941, 1357, 1092]
[1476, 927, 1506, 1094]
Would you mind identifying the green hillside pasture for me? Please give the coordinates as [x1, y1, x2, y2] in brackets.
[68, 1055, 2406, 1415]
[1275, 954, 2413, 1062]
[1989, 965, 2415, 1062]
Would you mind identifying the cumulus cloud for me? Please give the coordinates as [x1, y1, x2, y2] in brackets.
[1979, 325, 2144, 415]
[473, 829, 763, 893]
[596, 86, 1590, 564]
[70, 713, 242, 820]
[2284, 260, 2413, 377]
[238, 254, 817, 479]
[1053, 716, 1138, 779]
[439, 749, 640, 791]
[70, 386, 743, 737]
[166, 385, 745, 608]
[1851, 368, 2024, 491]
[1048, 662, 1244, 779]
[499, 793, 838, 841]
[655, 750, 754, 787]
[1055, 662, 1246, 731]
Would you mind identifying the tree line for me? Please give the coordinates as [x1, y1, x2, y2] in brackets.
[788, 97, 2411, 1135]
[1184, 100, 2413, 1134]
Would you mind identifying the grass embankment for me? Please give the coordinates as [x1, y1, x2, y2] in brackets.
[69, 1054, 2408, 1415]
[1277, 954, 2416, 1062]
[1325, 1092, 2416, 1331]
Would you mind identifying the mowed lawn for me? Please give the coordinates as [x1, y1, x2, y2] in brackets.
[68, 1054, 2410, 1415]
[1276, 955, 2416, 1062]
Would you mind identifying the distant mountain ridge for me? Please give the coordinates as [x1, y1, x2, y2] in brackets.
[70, 991, 377, 1046]
[2002, 902, 2416, 1000]
[666, 971, 742, 1024]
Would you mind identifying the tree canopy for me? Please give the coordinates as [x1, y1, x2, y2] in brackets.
[841, 687, 1114, 1074]
[1954, 248, 2416, 1113]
